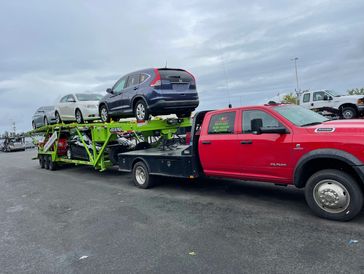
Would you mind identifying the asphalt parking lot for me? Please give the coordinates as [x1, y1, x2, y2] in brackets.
[1, 150, 364, 273]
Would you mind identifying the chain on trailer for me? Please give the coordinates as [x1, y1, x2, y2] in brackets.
[28, 118, 192, 171]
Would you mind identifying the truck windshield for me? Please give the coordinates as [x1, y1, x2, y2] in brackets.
[273, 105, 329, 127]
[326, 90, 341, 97]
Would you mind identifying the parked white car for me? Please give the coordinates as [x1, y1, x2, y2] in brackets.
[299, 90, 364, 119]
[55, 93, 103, 123]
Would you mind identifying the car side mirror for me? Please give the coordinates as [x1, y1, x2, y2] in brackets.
[259, 127, 288, 134]
[106, 88, 113, 94]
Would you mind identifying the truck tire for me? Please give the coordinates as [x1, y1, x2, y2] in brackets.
[342, 107, 357, 119]
[304, 169, 363, 221]
[132, 161, 155, 189]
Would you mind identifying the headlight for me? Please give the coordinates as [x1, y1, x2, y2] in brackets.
[357, 98, 364, 105]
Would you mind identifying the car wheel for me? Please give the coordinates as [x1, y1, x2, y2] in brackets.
[44, 117, 49, 126]
[132, 161, 155, 189]
[39, 155, 45, 168]
[304, 169, 363, 221]
[134, 100, 150, 121]
[100, 105, 110, 122]
[32, 121, 36, 130]
[342, 107, 357, 119]
[75, 109, 84, 124]
[55, 112, 62, 124]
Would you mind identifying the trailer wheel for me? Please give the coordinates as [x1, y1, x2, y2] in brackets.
[48, 156, 57, 171]
[44, 156, 50, 170]
[39, 155, 45, 169]
[304, 169, 363, 221]
[132, 161, 154, 189]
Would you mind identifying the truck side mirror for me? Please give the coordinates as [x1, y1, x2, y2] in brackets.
[323, 95, 328, 101]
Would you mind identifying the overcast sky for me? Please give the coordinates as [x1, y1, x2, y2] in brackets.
[0, 0, 363, 132]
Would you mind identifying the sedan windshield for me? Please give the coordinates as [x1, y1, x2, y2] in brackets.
[76, 93, 103, 101]
[273, 105, 329, 126]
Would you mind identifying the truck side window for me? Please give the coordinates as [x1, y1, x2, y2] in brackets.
[303, 93, 310, 103]
[243, 110, 283, 134]
[313, 91, 325, 101]
[208, 112, 236, 134]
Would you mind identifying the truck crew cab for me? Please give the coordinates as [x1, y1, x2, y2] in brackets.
[119, 103, 364, 221]
[299, 89, 364, 119]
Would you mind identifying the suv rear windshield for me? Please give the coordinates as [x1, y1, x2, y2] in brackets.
[76, 94, 103, 101]
[158, 69, 192, 81]
[158, 69, 196, 90]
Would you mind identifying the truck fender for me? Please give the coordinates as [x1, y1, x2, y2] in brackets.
[293, 148, 363, 188]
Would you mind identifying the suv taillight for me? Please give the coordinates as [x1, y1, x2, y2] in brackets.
[185, 70, 196, 88]
[150, 69, 161, 88]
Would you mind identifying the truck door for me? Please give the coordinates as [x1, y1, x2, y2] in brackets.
[238, 109, 293, 182]
[310, 91, 331, 110]
[198, 110, 241, 177]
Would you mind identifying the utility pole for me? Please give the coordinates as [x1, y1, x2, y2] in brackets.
[291, 57, 300, 92]
[291, 57, 300, 104]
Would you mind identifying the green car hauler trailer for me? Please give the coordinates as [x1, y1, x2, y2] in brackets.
[29, 117, 192, 172]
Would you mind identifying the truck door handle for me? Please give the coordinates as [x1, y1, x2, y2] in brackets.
[133, 86, 139, 90]
[202, 140, 211, 144]
[311, 103, 314, 106]
[240, 140, 253, 144]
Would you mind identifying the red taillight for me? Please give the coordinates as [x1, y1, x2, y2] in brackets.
[150, 69, 161, 88]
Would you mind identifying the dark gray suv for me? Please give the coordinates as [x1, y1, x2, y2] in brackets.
[99, 68, 199, 121]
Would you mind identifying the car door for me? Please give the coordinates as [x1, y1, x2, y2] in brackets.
[107, 76, 127, 114]
[238, 109, 293, 182]
[62, 95, 76, 120]
[58, 95, 69, 119]
[121, 74, 140, 113]
[198, 110, 241, 177]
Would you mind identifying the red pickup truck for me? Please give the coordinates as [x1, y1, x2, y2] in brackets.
[118, 104, 364, 221]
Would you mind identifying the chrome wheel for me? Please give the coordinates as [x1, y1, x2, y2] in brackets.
[100, 107, 108, 122]
[135, 166, 146, 185]
[342, 109, 354, 119]
[136, 103, 146, 120]
[76, 110, 83, 123]
[313, 179, 350, 214]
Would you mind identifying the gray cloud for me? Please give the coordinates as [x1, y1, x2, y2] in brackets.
[0, 0, 363, 132]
